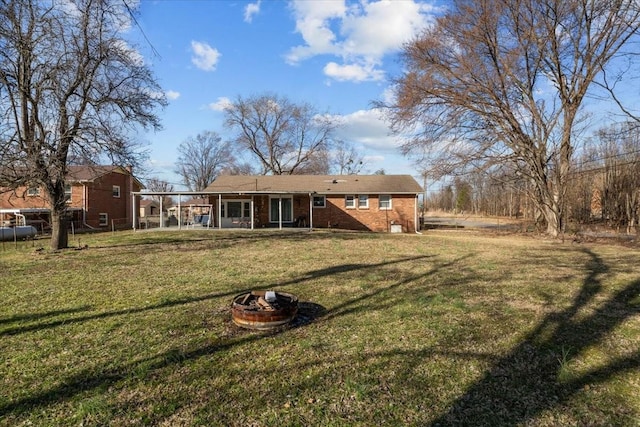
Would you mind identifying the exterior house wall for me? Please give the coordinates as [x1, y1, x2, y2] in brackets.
[83, 172, 139, 228]
[139, 201, 160, 217]
[313, 194, 416, 232]
[207, 195, 268, 228]
[207, 193, 417, 232]
[0, 189, 49, 210]
[0, 168, 141, 230]
[200, 174, 422, 232]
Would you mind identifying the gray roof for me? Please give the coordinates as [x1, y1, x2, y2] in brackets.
[204, 175, 423, 195]
[67, 165, 145, 189]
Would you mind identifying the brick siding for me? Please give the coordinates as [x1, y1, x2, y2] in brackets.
[0, 169, 141, 229]
[207, 193, 417, 232]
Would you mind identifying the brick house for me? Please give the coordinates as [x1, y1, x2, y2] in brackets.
[139, 199, 161, 218]
[201, 174, 423, 232]
[0, 165, 143, 231]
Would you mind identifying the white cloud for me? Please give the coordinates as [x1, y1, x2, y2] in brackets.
[166, 90, 180, 100]
[341, 0, 432, 58]
[113, 39, 145, 66]
[324, 61, 384, 82]
[208, 97, 232, 111]
[244, 1, 261, 23]
[380, 86, 397, 105]
[286, 0, 437, 82]
[364, 154, 385, 163]
[144, 88, 166, 100]
[191, 41, 221, 71]
[333, 108, 401, 151]
[285, 1, 346, 64]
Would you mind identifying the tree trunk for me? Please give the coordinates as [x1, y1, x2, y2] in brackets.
[50, 209, 69, 250]
[532, 178, 563, 237]
[543, 205, 562, 237]
[48, 183, 69, 250]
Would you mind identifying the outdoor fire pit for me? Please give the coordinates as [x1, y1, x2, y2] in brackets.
[231, 290, 298, 330]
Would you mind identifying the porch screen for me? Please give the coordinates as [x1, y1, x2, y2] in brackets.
[270, 198, 293, 222]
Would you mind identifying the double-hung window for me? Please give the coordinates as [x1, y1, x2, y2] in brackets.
[345, 195, 356, 209]
[64, 184, 72, 203]
[358, 195, 369, 209]
[379, 195, 392, 210]
[112, 185, 121, 198]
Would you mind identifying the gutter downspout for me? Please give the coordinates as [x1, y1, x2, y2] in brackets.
[415, 194, 422, 234]
[82, 184, 96, 230]
[250, 195, 254, 230]
[218, 194, 222, 229]
[178, 196, 182, 230]
[132, 193, 137, 231]
[127, 167, 133, 227]
[308, 193, 313, 231]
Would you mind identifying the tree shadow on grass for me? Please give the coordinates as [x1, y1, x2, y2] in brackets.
[1, 255, 431, 337]
[0, 254, 434, 417]
[0, 305, 93, 326]
[88, 229, 369, 254]
[430, 248, 640, 425]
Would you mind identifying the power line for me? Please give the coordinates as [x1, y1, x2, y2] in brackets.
[122, 0, 161, 60]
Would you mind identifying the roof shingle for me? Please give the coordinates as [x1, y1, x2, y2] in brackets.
[205, 175, 423, 194]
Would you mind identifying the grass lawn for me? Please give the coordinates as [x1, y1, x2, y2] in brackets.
[1, 229, 639, 426]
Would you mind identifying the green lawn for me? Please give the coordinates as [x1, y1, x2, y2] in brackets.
[1, 229, 639, 426]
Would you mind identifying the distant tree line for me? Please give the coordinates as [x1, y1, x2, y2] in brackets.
[425, 122, 640, 234]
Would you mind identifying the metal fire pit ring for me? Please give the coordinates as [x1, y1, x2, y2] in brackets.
[231, 290, 298, 330]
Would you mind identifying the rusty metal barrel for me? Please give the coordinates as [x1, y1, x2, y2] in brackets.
[231, 290, 298, 330]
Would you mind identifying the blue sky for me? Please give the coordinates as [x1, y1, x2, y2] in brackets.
[128, 0, 443, 188]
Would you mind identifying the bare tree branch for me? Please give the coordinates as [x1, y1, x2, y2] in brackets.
[385, 0, 640, 237]
[174, 130, 234, 191]
[223, 93, 338, 175]
[0, 0, 166, 249]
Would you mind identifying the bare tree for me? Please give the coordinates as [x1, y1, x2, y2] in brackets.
[294, 149, 331, 175]
[0, 0, 166, 249]
[145, 177, 174, 209]
[386, 0, 640, 237]
[174, 131, 234, 191]
[223, 93, 338, 175]
[596, 122, 640, 233]
[219, 161, 257, 176]
[332, 140, 366, 175]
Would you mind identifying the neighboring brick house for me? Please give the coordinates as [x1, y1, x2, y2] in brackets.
[139, 199, 161, 218]
[201, 175, 423, 232]
[0, 165, 143, 230]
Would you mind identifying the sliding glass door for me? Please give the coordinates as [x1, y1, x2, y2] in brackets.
[269, 197, 293, 223]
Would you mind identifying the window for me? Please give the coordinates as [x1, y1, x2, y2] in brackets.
[313, 195, 326, 208]
[358, 195, 369, 209]
[220, 200, 251, 218]
[27, 187, 40, 196]
[227, 201, 242, 218]
[64, 184, 72, 203]
[112, 185, 121, 198]
[379, 195, 392, 210]
[99, 213, 108, 226]
[345, 195, 355, 209]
